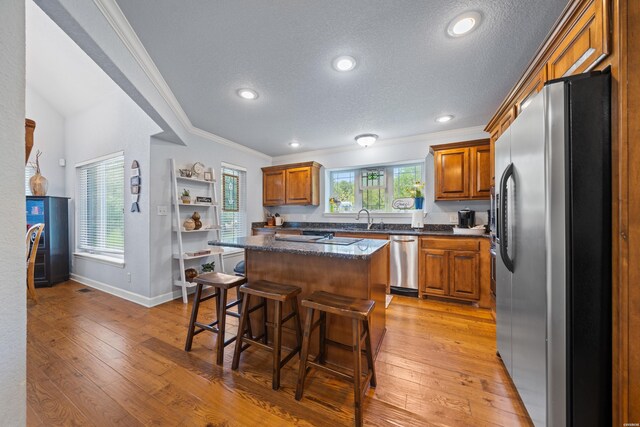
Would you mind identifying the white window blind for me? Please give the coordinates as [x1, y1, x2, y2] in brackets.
[25, 167, 35, 195]
[221, 165, 247, 241]
[76, 153, 125, 256]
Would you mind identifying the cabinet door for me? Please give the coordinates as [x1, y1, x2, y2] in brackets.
[547, 0, 609, 80]
[449, 250, 480, 300]
[470, 145, 491, 199]
[285, 167, 312, 204]
[263, 170, 286, 206]
[421, 249, 449, 296]
[490, 128, 499, 186]
[435, 148, 469, 200]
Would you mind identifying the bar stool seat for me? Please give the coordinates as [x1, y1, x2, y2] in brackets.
[295, 291, 377, 427]
[184, 272, 251, 366]
[232, 280, 303, 390]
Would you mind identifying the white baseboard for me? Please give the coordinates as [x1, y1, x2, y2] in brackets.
[70, 273, 183, 308]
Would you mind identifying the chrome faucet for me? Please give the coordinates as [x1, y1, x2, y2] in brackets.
[356, 208, 373, 230]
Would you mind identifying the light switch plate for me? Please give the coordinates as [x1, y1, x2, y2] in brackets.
[449, 214, 458, 223]
[157, 205, 168, 216]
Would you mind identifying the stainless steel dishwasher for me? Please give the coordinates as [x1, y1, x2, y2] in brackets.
[389, 235, 418, 296]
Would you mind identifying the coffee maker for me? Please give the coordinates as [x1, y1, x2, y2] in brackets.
[457, 208, 475, 228]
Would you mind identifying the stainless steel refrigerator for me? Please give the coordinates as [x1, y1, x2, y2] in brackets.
[495, 71, 611, 426]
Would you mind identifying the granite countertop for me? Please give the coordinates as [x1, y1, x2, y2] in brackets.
[251, 222, 491, 238]
[209, 235, 389, 260]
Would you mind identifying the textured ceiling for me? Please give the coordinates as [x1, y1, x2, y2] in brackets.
[115, 0, 568, 156]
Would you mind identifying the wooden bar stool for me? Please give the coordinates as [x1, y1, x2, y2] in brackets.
[232, 280, 303, 390]
[184, 272, 257, 365]
[295, 291, 377, 427]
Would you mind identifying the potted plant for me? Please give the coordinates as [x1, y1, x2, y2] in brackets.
[181, 189, 191, 204]
[411, 181, 425, 210]
[201, 261, 215, 272]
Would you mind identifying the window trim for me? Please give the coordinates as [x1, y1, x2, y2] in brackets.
[324, 160, 425, 216]
[220, 162, 248, 240]
[74, 151, 125, 263]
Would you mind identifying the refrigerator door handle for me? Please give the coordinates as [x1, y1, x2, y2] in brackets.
[499, 163, 515, 272]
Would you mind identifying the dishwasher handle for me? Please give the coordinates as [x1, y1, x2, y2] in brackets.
[391, 238, 416, 243]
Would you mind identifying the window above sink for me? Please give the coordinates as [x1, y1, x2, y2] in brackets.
[325, 161, 424, 214]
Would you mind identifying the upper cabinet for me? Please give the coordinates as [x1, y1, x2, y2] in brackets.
[485, 0, 611, 163]
[434, 139, 490, 201]
[262, 162, 321, 206]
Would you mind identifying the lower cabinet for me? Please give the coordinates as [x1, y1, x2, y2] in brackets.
[419, 237, 488, 307]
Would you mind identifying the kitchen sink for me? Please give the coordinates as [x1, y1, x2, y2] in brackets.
[316, 237, 363, 245]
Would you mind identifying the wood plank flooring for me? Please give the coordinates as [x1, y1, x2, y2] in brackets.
[26, 281, 532, 426]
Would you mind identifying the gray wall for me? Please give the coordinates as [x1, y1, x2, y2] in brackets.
[26, 85, 66, 196]
[0, 0, 26, 424]
[269, 127, 490, 225]
[65, 89, 160, 300]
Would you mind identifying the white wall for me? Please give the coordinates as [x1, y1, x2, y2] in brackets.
[0, 0, 26, 424]
[148, 135, 270, 300]
[270, 126, 491, 225]
[25, 85, 66, 196]
[65, 89, 160, 299]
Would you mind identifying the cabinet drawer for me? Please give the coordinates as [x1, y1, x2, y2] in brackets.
[421, 237, 480, 251]
[335, 232, 388, 240]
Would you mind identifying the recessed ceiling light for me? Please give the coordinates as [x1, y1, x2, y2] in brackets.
[332, 55, 357, 72]
[447, 11, 481, 37]
[435, 115, 454, 123]
[289, 141, 300, 148]
[237, 88, 259, 100]
[355, 133, 378, 147]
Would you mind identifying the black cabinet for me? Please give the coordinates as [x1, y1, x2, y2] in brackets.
[26, 196, 70, 287]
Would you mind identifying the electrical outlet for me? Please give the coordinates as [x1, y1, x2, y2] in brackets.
[449, 214, 458, 223]
[157, 205, 168, 216]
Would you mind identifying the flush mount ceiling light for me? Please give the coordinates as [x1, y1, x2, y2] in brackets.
[447, 11, 481, 37]
[332, 55, 357, 72]
[435, 114, 454, 123]
[355, 133, 378, 147]
[289, 141, 300, 148]
[236, 88, 259, 100]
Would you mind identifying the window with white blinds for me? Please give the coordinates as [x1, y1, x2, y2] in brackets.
[76, 152, 125, 257]
[221, 164, 247, 241]
[25, 167, 35, 195]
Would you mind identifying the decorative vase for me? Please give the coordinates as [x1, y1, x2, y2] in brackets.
[191, 212, 202, 230]
[29, 172, 48, 196]
[414, 197, 424, 210]
[183, 218, 196, 231]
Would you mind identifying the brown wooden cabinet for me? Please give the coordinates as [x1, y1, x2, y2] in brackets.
[263, 169, 286, 206]
[547, 0, 609, 80]
[419, 237, 489, 307]
[433, 139, 490, 201]
[262, 162, 321, 206]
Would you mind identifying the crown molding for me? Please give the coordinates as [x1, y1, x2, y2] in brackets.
[92, 0, 272, 161]
[272, 125, 488, 163]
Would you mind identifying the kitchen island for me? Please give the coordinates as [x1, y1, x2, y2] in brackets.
[209, 234, 389, 368]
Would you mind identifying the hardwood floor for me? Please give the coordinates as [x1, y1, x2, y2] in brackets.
[26, 281, 532, 426]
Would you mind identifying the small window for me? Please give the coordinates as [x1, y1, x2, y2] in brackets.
[25, 166, 35, 196]
[326, 162, 423, 213]
[221, 164, 247, 240]
[76, 152, 125, 257]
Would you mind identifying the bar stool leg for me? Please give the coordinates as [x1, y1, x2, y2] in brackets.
[216, 288, 228, 366]
[232, 293, 251, 370]
[237, 291, 253, 340]
[262, 297, 269, 345]
[272, 300, 283, 390]
[363, 318, 377, 387]
[295, 307, 314, 401]
[291, 296, 303, 349]
[185, 283, 204, 351]
[352, 318, 363, 427]
[319, 312, 327, 364]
